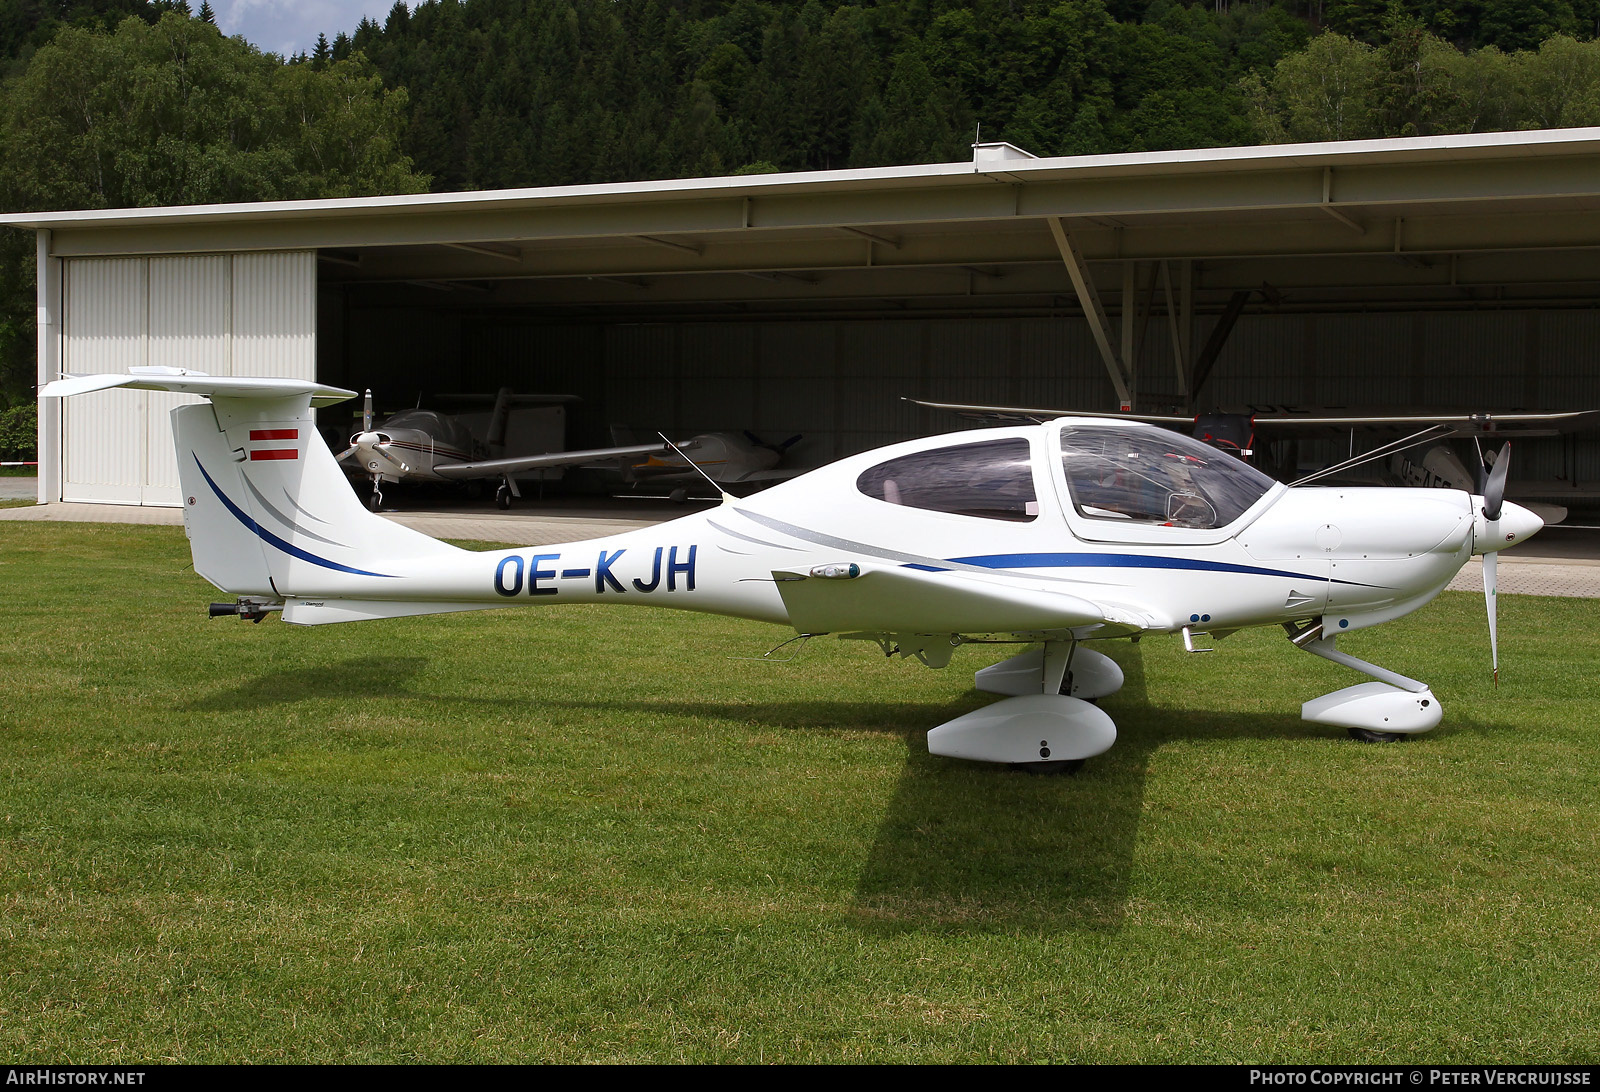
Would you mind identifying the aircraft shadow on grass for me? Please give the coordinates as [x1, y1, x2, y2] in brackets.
[186, 649, 1508, 937]
[184, 655, 431, 710]
[848, 644, 1291, 937]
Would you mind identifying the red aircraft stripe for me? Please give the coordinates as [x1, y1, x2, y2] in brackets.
[249, 429, 299, 441]
[249, 449, 299, 461]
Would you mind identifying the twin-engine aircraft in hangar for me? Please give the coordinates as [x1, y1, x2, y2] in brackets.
[43, 368, 1545, 769]
[341, 388, 801, 510]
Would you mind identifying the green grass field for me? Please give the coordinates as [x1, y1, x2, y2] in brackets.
[2, 521, 1597, 1063]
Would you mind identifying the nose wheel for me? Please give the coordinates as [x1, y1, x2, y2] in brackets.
[1011, 758, 1087, 775]
[1348, 726, 1405, 744]
[367, 474, 384, 512]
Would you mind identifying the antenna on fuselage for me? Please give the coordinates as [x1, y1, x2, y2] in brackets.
[657, 431, 734, 505]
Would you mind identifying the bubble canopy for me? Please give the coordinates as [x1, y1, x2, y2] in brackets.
[1059, 424, 1275, 530]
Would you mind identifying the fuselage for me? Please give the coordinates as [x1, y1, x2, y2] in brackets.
[347, 410, 479, 484]
[263, 418, 1534, 637]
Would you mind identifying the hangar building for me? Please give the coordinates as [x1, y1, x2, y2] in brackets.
[10, 127, 1600, 510]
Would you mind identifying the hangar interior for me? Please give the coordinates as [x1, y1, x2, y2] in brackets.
[18, 129, 1600, 512]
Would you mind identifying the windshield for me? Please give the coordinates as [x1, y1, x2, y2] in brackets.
[1060, 425, 1274, 529]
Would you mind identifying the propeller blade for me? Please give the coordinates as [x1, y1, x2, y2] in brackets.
[1484, 550, 1499, 688]
[362, 389, 373, 433]
[1483, 441, 1511, 522]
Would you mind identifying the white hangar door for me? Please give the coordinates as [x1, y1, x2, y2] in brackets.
[61, 251, 316, 506]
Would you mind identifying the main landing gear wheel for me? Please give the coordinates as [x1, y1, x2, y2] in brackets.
[1011, 759, 1086, 775]
[495, 486, 513, 510]
[1347, 726, 1405, 744]
[366, 490, 383, 512]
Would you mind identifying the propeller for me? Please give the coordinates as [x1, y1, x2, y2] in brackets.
[1480, 442, 1511, 687]
[362, 389, 374, 433]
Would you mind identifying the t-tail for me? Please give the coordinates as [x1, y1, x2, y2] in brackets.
[39, 371, 783, 627]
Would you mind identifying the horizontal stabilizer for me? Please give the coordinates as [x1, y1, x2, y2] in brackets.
[41, 370, 356, 408]
[774, 564, 1104, 634]
[281, 599, 490, 626]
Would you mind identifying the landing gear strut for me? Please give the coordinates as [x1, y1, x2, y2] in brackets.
[495, 474, 521, 510]
[1286, 623, 1441, 741]
[367, 474, 383, 512]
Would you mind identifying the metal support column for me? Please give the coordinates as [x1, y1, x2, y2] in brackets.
[35, 229, 60, 505]
[1047, 216, 1132, 410]
[1161, 260, 1186, 398]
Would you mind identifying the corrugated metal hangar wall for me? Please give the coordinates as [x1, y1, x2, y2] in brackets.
[61, 252, 315, 505]
[327, 301, 1600, 491]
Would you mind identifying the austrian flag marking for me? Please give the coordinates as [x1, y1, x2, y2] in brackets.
[248, 428, 299, 461]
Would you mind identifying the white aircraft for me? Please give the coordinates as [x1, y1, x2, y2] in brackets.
[43, 369, 1545, 769]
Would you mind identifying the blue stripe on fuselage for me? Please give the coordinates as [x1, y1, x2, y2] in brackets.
[195, 457, 397, 579]
[922, 552, 1375, 586]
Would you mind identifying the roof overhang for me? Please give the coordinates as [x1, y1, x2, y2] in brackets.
[11, 128, 1600, 317]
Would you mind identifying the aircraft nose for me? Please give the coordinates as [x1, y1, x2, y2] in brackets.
[1474, 499, 1544, 554]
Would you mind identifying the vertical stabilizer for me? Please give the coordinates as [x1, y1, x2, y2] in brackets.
[178, 393, 460, 595]
[42, 372, 462, 598]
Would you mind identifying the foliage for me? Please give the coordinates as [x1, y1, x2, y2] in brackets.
[1326, 0, 1600, 52]
[0, 395, 32, 458]
[0, 0, 155, 77]
[1248, 20, 1600, 141]
[345, 0, 1316, 191]
[0, 12, 427, 210]
[0, 10, 428, 408]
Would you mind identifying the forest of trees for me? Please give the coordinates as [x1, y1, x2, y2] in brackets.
[0, 1, 426, 433]
[5, 0, 1600, 452]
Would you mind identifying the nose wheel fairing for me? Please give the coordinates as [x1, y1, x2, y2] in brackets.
[1302, 681, 1441, 735]
[1290, 628, 1443, 739]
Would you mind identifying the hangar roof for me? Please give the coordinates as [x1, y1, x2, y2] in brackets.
[9, 127, 1600, 318]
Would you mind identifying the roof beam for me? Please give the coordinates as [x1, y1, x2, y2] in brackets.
[637, 234, 704, 255]
[441, 241, 522, 262]
[838, 226, 902, 248]
[1320, 167, 1365, 234]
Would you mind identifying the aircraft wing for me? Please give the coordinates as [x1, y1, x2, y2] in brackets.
[730, 467, 805, 484]
[909, 397, 1598, 434]
[905, 397, 1192, 425]
[1249, 409, 1599, 431]
[431, 442, 671, 480]
[773, 563, 1109, 635]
